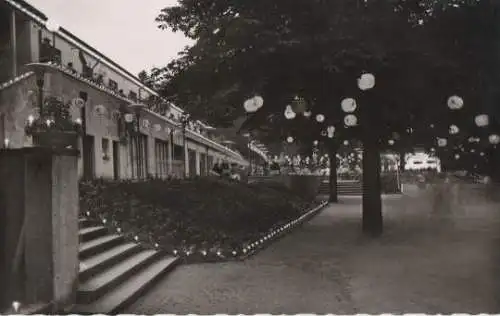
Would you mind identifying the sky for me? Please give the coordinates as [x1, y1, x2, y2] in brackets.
[25, 0, 194, 76]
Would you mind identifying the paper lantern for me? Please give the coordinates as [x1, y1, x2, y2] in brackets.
[316, 114, 325, 123]
[357, 73, 375, 90]
[474, 114, 489, 127]
[284, 105, 296, 119]
[341, 98, 357, 113]
[303, 110, 312, 117]
[437, 138, 447, 147]
[286, 136, 294, 143]
[449, 125, 459, 135]
[447, 95, 464, 110]
[344, 114, 358, 127]
[489, 134, 500, 145]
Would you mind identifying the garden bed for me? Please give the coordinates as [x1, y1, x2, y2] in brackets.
[79, 178, 324, 262]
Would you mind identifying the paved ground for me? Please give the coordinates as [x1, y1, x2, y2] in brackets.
[127, 183, 500, 314]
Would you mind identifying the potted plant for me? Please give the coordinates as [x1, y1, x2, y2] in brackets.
[25, 96, 82, 149]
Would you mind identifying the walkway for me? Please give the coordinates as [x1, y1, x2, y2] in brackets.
[126, 184, 500, 314]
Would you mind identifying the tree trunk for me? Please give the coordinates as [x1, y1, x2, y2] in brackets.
[399, 149, 406, 171]
[362, 136, 383, 237]
[328, 142, 338, 203]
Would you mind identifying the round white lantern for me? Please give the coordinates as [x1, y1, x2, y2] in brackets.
[449, 124, 459, 135]
[344, 114, 358, 127]
[474, 114, 489, 127]
[284, 105, 296, 120]
[313, 140, 319, 146]
[480, 152, 485, 156]
[286, 136, 294, 143]
[244, 96, 262, 113]
[454, 154, 460, 160]
[341, 98, 357, 113]
[343, 140, 349, 146]
[253, 95, 264, 108]
[470, 148, 475, 153]
[447, 95, 464, 110]
[327, 132, 334, 139]
[430, 147, 435, 152]
[124, 113, 134, 123]
[388, 139, 395, 145]
[437, 138, 447, 147]
[489, 134, 500, 145]
[74, 118, 82, 125]
[303, 110, 312, 117]
[316, 114, 325, 123]
[327, 126, 335, 134]
[357, 73, 375, 90]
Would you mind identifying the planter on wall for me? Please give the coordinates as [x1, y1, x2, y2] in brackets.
[32, 130, 79, 150]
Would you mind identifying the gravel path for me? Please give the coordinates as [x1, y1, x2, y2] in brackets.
[126, 184, 500, 314]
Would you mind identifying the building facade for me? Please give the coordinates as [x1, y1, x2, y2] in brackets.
[0, 0, 248, 179]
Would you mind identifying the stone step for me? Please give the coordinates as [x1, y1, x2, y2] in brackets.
[77, 250, 160, 304]
[79, 226, 108, 243]
[79, 242, 142, 282]
[79, 235, 124, 260]
[73, 255, 179, 314]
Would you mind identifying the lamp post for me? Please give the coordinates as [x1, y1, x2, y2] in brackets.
[180, 113, 190, 178]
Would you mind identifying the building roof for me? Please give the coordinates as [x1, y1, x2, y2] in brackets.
[3, 0, 189, 118]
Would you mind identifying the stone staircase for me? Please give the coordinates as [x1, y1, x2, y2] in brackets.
[71, 218, 180, 314]
[319, 180, 363, 196]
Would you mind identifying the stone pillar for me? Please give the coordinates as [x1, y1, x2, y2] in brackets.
[195, 150, 201, 176]
[0, 148, 79, 312]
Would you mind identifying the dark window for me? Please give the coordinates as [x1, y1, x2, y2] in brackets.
[82, 65, 93, 79]
[108, 79, 118, 91]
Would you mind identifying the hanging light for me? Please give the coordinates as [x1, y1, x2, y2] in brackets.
[489, 134, 500, 145]
[357, 73, 376, 90]
[437, 138, 447, 147]
[286, 136, 294, 143]
[303, 110, 312, 117]
[474, 114, 489, 127]
[320, 130, 327, 137]
[124, 113, 134, 123]
[343, 140, 349, 146]
[344, 114, 358, 127]
[341, 97, 357, 113]
[315, 114, 325, 123]
[284, 105, 296, 119]
[447, 95, 464, 110]
[430, 147, 435, 152]
[388, 139, 395, 145]
[449, 124, 459, 135]
[454, 154, 460, 160]
[313, 140, 319, 146]
[480, 152, 485, 157]
[244, 95, 264, 113]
